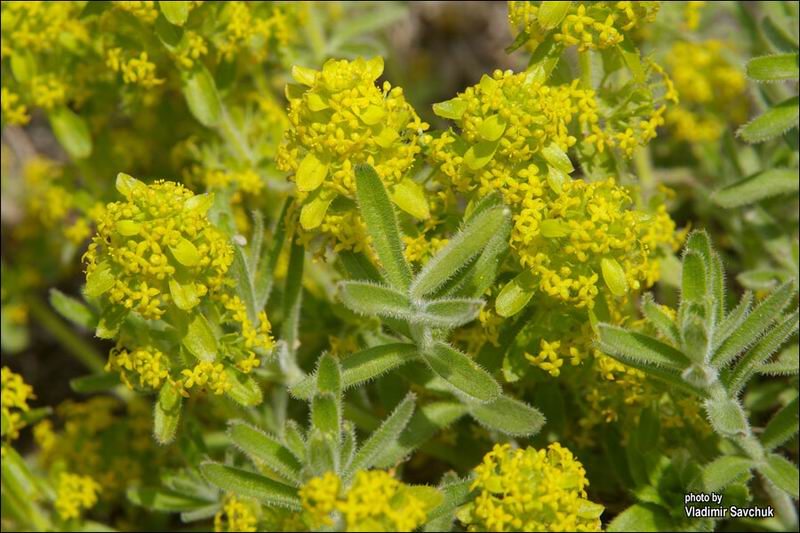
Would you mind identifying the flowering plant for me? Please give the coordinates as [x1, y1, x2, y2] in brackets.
[1, 2, 798, 532]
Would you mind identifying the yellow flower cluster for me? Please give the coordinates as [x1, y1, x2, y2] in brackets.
[34, 397, 156, 497]
[0, 1, 85, 55]
[278, 57, 429, 246]
[460, 443, 602, 532]
[299, 470, 433, 532]
[112, 1, 159, 24]
[106, 346, 170, 390]
[106, 49, 165, 89]
[1, 367, 34, 446]
[221, 294, 274, 369]
[214, 495, 258, 532]
[1, 88, 31, 125]
[178, 361, 231, 396]
[665, 40, 748, 142]
[217, 1, 305, 61]
[83, 177, 232, 320]
[30, 75, 68, 111]
[54, 472, 101, 521]
[509, 1, 661, 51]
[175, 31, 209, 69]
[513, 178, 679, 310]
[684, 1, 706, 30]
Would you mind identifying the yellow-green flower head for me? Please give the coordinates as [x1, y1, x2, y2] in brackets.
[83, 174, 233, 320]
[430, 69, 597, 195]
[1, 367, 35, 446]
[299, 470, 440, 532]
[214, 495, 258, 532]
[459, 443, 603, 532]
[509, 1, 661, 51]
[55, 471, 101, 521]
[665, 40, 748, 143]
[512, 177, 679, 310]
[277, 57, 430, 246]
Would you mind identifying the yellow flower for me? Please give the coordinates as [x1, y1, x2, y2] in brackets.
[278, 57, 429, 249]
[55, 472, 101, 521]
[665, 40, 748, 142]
[509, 1, 661, 51]
[214, 495, 258, 532]
[299, 470, 435, 532]
[0, 88, 30, 125]
[106, 346, 170, 391]
[112, 1, 159, 24]
[83, 177, 233, 320]
[1, 367, 35, 445]
[461, 443, 603, 532]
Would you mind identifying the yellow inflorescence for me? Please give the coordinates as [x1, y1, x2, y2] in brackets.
[1, 367, 35, 446]
[214, 495, 258, 532]
[106, 346, 170, 390]
[509, 1, 661, 51]
[83, 178, 233, 320]
[665, 40, 747, 142]
[107, 49, 165, 89]
[512, 178, 679, 310]
[54, 472, 101, 521]
[1, 88, 31, 125]
[112, 1, 159, 24]
[278, 57, 429, 248]
[461, 443, 603, 532]
[299, 470, 433, 532]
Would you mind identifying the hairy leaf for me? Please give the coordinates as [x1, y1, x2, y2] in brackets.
[758, 454, 799, 498]
[200, 463, 300, 509]
[746, 53, 799, 81]
[596, 324, 691, 371]
[761, 396, 799, 451]
[421, 342, 500, 403]
[467, 394, 545, 436]
[712, 169, 799, 208]
[229, 422, 302, 485]
[347, 393, 415, 477]
[702, 456, 753, 492]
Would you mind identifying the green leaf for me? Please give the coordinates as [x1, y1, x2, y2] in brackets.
[712, 168, 799, 208]
[295, 152, 328, 192]
[171, 238, 200, 267]
[50, 288, 96, 329]
[338, 281, 412, 319]
[681, 251, 706, 305]
[596, 324, 690, 371]
[154, 382, 182, 444]
[354, 164, 412, 290]
[283, 420, 306, 462]
[702, 456, 753, 492]
[641, 294, 679, 345]
[713, 291, 753, 352]
[607, 503, 674, 532]
[496, 270, 537, 317]
[541, 142, 574, 173]
[182, 65, 221, 127]
[280, 242, 304, 355]
[759, 345, 799, 376]
[311, 392, 340, 437]
[158, 1, 190, 25]
[200, 463, 301, 509]
[299, 188, 334, 230]
[183, 314, 217, 362]
[758, 454, 799, 498]
[347, 393, 416, 478]
[70, 372, 121, 394]
[229, 422, 302, 485]
[116, 172, 146, 198]
[712, 281, 796, 367]
[738, 96, 799, 143]
[411, 205, 509, 298]
[421, 342, 500, 403]
[423, 298, 483, 328]
[169, 279, 199, 311]
[466, 394, 545, 436]
[726, 310, 799, 393]
[224, 366, 262, 407]
[432, 98, 467, 120]
[127, 487, 210, 511]
[463, 140, 499, 170]
[536, 1, 571, 29]
[478, 114, 507, 141]
[316, 353, 342, 398]
[392, 178, 430, 220]
[49, 106, 92, 159]
[185, 192, 214, 214]
[746, 53, 799, 81]
[231, 244, 257, 323]
[84, 265, 116, 299]
[602, 257, 629, 297]
[761, 396, 799, 451]
[617, 39, 646, 85]
[704, 396, 748, 436]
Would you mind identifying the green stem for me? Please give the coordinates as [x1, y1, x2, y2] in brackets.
[633, 146, 655, 203]
[578, 50, 592, 89]
[28, 297, 105, 374]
